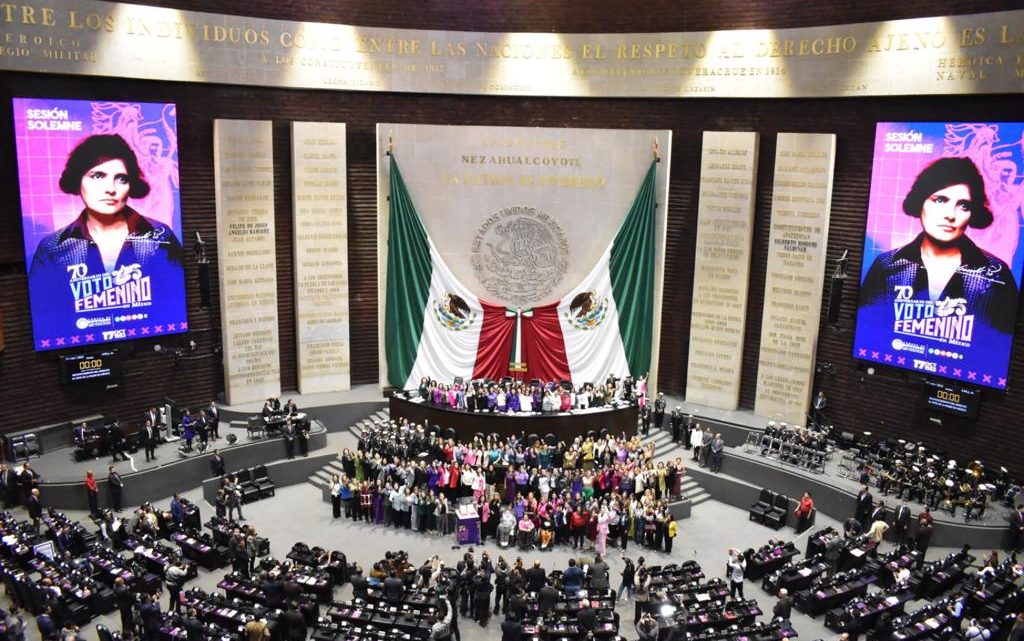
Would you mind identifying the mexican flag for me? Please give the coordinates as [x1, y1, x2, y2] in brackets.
[527, 160, 657, 384]
[384, 155, 656, 389]
[384, 154, 501, 389]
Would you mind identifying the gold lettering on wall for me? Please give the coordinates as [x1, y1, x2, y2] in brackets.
[0, 1, 1022, 98]
[686, 131, 760, 410]
[215, 119, 281, 405]
[754, 133, 837, 425]
[291, 122, 351, 394]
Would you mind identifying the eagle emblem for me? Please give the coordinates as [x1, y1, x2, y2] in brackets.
[565, 291, 608, 331]
[432, 293, 477, 331]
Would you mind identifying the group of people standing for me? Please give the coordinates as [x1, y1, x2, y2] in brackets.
[418, 373, 649, 413]
[328, 420, 686, 556]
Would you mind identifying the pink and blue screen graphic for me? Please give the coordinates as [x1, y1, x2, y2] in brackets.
[13, 98, 188, 352]
[853, 122, 1024, 390]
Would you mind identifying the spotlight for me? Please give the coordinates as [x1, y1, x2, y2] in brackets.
[866, 367, 875, 376]
[188, 340, 197, 352]
[154, 344, 163, 353]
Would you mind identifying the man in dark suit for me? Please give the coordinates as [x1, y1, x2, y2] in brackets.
[855, 485, 874, 529]
[278, 603, 306, 641]
[19, 464, 39, 507]
[109, 423, 129, 462]
[870, 501, 887, 531]
[670, 407, 683, 443]
[772, 589, 793, 621]
[108, 466, 124, 512]
[383, 571, 405, 604]
[576, 599, 597, 634]
[892, 500, 912, 545]
[209, 449, 226, 477]
[28, 488, 43, 534]
[0, 464, 17, 508]
[142, 420, 158, 462]
[282, 419, 296, 459]
[1009, 506, 1024, 552]
[144, 407, 159, 431]
[182, 609, 204, 641]
[206, 401, 220, 440]
[525, 560, 546, 593]
[501, 616, 522, 641]
[640, 405, 651, 436]
[538, 583, 560, 615]
[139, 593, 162, 641]
[653, 393, 667, 430]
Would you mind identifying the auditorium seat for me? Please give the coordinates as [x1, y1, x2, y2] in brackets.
[744, 432, 760, 453]
[764, 493, 790, 530]
[749, 489, 774, 524]
[236, 468, 260, 504]
[253, 464, 275, 498]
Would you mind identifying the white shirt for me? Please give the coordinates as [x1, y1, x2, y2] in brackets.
[690, 429, 703, 448]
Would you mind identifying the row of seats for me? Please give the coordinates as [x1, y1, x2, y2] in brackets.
[748, 489, 791, 530]
[235, 465, 275, 503]
[743, 433, 827, 473]
[7, 433, 41, 462]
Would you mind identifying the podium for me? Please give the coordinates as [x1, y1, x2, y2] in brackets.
[456, 503, 480, 545]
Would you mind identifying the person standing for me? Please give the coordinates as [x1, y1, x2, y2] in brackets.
[113, 576, 134, 635]
[726, 548, 746, 599]
[690, 424, 703, 462]
[640, 404, 651, 436]
[165, 560, 188, 613]
[139, 593, 162, 641]
[209, 449, 226, 477]
[893, 499, 912, 545]
[330, 475, 342, 519]
[710, 433, 725, 472]
[108, 465, 124, 512]
[794, 492, 814, 533]
[207, 400, 220, 440]
[182, 609, 204, 641]
[28, 488, 43, 534]
[700, 428, 713, 468]
[855, 485, 874, 529]
[84, 471, 99, 518]
[224, 475, 244, 521]
[772, 589, 793, 622]
[282, 419, 296, 459]
[633, 567, 651, 624]
[595, 509, 610, 557]
[653, 393, 666, 430]
[109, 422, 129, 462]
[617, 556, 636, 602]
[670, 407, 683, 443]
[142, 420, 158, 462]
[664, 515, 677, 553]
[1009, 505, 1024, 552]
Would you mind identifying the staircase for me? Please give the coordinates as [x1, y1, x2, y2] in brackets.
[306, 408, 391, 502]
[642, 425, 712, 517]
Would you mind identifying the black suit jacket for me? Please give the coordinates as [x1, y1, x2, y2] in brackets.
[895, 506, 911, 526]
[28, 496, 42, 518]
[525, 566, 546, 592]
[870, 507, 887, 523]
[857, 492, 873, 513]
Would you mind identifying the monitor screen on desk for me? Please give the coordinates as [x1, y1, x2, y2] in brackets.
[33, 540, 56, 561]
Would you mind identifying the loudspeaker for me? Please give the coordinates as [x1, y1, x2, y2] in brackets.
[198, 262, 212, 308]
[826, 276, 844, 324]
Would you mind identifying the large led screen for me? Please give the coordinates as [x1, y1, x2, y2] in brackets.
[14, 98, 187, 351]
[853, 122, 1024, 390]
